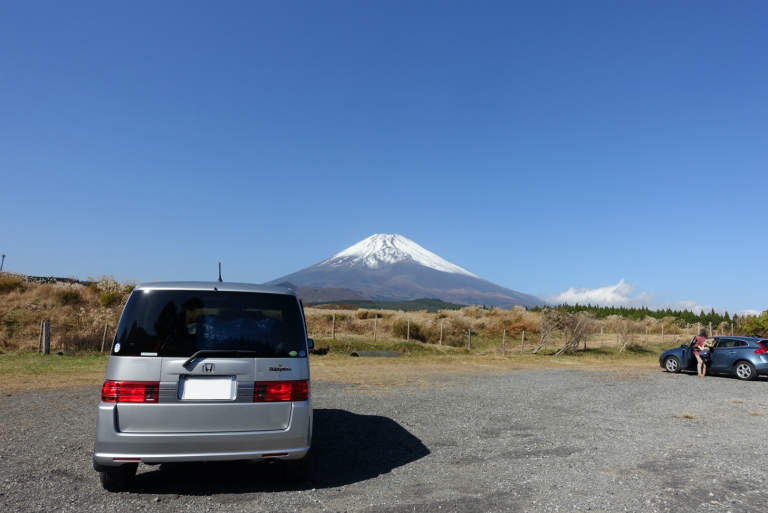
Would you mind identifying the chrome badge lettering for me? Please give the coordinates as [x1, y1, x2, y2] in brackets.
[268, 364, 292, 372]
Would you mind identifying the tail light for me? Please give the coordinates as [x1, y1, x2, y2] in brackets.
[101, 380, 159, 403]
[254, 380, 309, 402]
[755, 347, 767, 355]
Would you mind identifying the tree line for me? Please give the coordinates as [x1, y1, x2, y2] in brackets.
[530, 303, 736, 327]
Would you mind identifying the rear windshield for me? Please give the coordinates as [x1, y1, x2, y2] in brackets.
[112, 290, 306, 357]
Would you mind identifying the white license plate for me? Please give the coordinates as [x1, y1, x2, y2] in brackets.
[180, 376, 236, 400]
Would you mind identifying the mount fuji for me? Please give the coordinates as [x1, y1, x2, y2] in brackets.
[266, 234, 547, 309]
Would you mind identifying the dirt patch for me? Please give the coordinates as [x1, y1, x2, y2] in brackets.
[309, 353, 659, 387]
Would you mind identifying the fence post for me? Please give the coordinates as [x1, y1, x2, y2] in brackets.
[39, 320, 44, 353]
[600, 326, 604, 347]
[332, 312, 336, 340]
[374, 315, 377, 341]
[502, 329, 506, 356]
[467, 329, 471, 350]
[645, 327, 648, 345]
[407, 319, 410, 341]
[439, 321, 443, 345]
[101, 322, 109, 352]
[43, 322, 51, 355]
[521, 330, 525, 353]
[709, 321, 712, 335]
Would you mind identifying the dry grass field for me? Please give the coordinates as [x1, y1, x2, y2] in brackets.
[0, 273, 689, 394]
[1, 273, 694, 354]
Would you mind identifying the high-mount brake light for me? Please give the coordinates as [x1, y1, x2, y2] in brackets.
[101, 380, 160, 403]
[253, 380, 309, 402]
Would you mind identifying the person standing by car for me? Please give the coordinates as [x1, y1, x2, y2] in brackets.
[694, 328, 709, 377]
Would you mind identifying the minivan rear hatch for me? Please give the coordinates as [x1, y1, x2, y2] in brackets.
[105, 286, 309, 434]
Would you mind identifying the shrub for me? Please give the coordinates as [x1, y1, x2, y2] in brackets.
[99, 291, 123, 308]
[321, 313, 348, 322]
[58, 332, 105, 352]
[392, 319, 427, 342]
[0, 276, 26, 294]
[482, 320, 538, 337]
[1, 310, 30, 339]
[739, 310, 768, 337]
[122, 278, 139, 294]
[56, 290, 82, 306]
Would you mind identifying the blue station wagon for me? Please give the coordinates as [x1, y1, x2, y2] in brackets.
[660, 336, 768, 380]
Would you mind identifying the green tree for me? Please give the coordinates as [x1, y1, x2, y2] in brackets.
[740, 310, 768, 337]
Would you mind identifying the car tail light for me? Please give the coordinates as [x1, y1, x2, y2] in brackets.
[254, 380, 309, 402]
[101, 380, 160, 403]
[755, 347, 767, 355]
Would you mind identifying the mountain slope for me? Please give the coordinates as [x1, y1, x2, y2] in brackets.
[266, 234, 547, 308]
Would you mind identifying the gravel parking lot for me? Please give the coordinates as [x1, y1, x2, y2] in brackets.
[1, 368, 767, 513]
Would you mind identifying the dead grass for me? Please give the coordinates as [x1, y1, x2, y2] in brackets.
[681, 412, 697, 419]
[0, 274, 130, 352]
[309, 351, 659, 390]
[304, 305, 693, 351]
[2, 275, 697, 356]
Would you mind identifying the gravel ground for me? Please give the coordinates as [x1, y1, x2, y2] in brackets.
[1, 368, 767, 513]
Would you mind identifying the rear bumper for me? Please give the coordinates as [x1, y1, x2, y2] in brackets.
[93, 401, 312, 469]
[752, 360, 768, 376]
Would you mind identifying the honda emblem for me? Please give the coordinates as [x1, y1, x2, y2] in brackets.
[203, 363, 215, 373]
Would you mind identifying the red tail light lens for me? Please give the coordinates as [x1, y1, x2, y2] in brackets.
[755, 347, 767, 355]
[101, 380, 159, 403]
[291, 380, 309, 401]
[254, 380, 309, 402]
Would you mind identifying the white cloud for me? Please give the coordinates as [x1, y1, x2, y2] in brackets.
[548, 279, 756, 317]
[547, 279, 652, 308]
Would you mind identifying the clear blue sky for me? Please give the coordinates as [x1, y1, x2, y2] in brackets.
[1, 1, 766, 315]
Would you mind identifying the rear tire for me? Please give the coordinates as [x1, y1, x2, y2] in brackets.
[733, 361, 757, 381]
[664, 356, 681, 373]
[99, 463, 138, 492]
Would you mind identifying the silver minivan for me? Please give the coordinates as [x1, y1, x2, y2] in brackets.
[92, 282, 313, 491]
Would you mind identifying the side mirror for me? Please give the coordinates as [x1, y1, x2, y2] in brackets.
[680, 344, 687, 348]
[307, 338, 315, 350]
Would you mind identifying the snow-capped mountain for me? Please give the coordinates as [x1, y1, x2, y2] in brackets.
[266, 234, 547, 309]
[319, 234, 478, 277]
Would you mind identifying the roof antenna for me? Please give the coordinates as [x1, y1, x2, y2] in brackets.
[218, 262, 222, 282]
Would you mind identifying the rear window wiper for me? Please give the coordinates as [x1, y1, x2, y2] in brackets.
[182, 350, 262, 368]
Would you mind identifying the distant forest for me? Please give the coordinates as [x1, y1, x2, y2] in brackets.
[531, 303, 736, 326]
[307, 298, 465, 313]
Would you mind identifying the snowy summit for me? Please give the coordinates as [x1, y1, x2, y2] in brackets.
[266, 233, 546, 308]
[319, 234, 478, 277]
